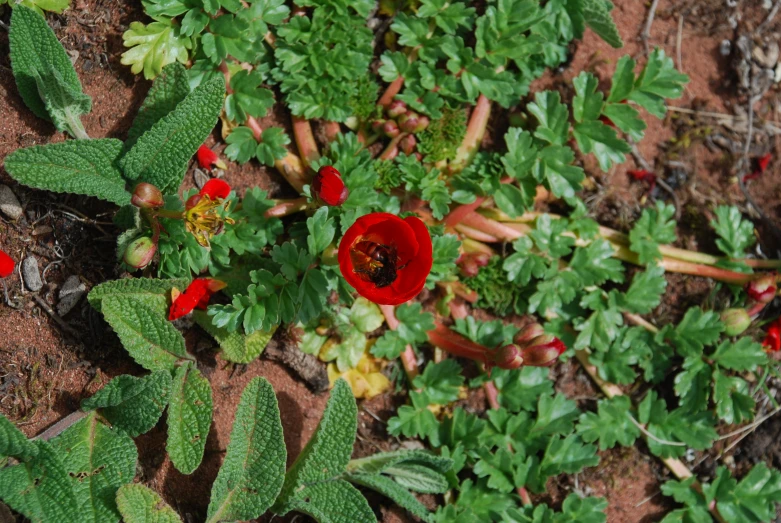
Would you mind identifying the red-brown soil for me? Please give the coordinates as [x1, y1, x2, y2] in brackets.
[1, 0, 780, 522]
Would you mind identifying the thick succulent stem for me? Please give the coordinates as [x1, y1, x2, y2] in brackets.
[292, 115, 321, 169]
[444, 197, 487, 228]
[380, 304, 419, 381]
[265, 197, 308, 218]
[323, 121, 342, 143]
[427, 322, 491, 364]
[378, 76, 405, 108]
[451, 94, 492, 172]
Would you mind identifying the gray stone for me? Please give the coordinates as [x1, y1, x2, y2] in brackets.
[57, 275, 86, 316]
[22, 256, 42, 292]
[0, 185, 23, 221]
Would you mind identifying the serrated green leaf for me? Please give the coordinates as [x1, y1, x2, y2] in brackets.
[88, 278, 189, 315]
[5, 139, 131, 206]
[2, 0, 69, 14]
[619, 264, 666, 314]
[349, 297, 384, 333]
[126, 62, 191, 149]
[0, 440, 80, 523]
[206, 378, 286, 523]
[413, 360, 464, 406]
[101, 295, 192, 372]
[347, 473, 433, 523]
[555, 494, 608, 523]
[116, 484, 183, 523]
[494, 366, 554, 413]
[712, 463, 781, 523]
[582, 0, 622, 48]
[120, 75, 225, 194]
[193, 310, 273, 364]
[710, 206, 756, 259]
[528, 91, 569, 146]
[278, 479, 375, 523]
[577, 396, 640, 450]
[573, 120, 630, 171]
[629, 48, 689, 118]
[713, 371, 755, 425]
[167, 362, 213, 475]
[9, 5, 84, 122]
[81, 371, 173, 437]
[307, 207, 336, 256]
[225, 69, 275, 123]
[629, 201, 677, 264]
[0, 414, 38, 461]
[669, 307, 724, 358]
[573, 72, 604, 123]
[49, 412, 137, 523]
[711, 337, 767, 371]
[121, 21, 191, 80]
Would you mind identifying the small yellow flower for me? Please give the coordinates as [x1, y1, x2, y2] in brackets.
[327, 352, 391, 399]
[184, 195, 234, 248]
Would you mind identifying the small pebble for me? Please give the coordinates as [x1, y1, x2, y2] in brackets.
[22, 256, 43, 292]
[0, 185, 23, 221]
[720, 39, 731, 57]
[57, 275, 86, 316]
[193, 168, 210, 189]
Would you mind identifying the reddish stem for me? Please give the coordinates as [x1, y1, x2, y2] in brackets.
[380, 304, 419, 381]
[379, 133, 406, 161]
[427, 323, 491, 364]
[265, 197, 308, 218]
[378, 76, 405, 108]
[292, 115, 321, 169]
[455, 223, 500, 243]
[437, 281, 479, 303]
[444, 197, 487, 228]
[451, 94, 491, 172]
[323, 121, 342, 144]
[461, 212, 524, 242]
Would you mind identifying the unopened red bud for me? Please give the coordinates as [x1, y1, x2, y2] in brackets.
[747, 274, 777, 304]
[383, 120, 400, 138]
[520, 335, 566, 367]
[387, 100, 407, 118]
[514, 323, 545, 346]
[185, 194, 202, 210]
[721, 308, 751, 336]
[124, 236, 157, 269]
[398, 112, 420, 133]
[131, 183, 164, 209]
[473, 253, 490, 267]
[495, 344, 523, 370]
[415, 115, 430, 133]
[371, 119, 386, 133]
[312, 166, 349, 206]
[401, 134, 417, 156]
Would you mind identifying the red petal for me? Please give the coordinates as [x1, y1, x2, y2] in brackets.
[200, 179, 231, 200]
[168, 278, 217, 320]
[313, 166, 347, 206]
[628, 169, 654, 181]
[196, 145, 219, 169]
[0, 250, 15, 278]
[758, 153, 772, 173]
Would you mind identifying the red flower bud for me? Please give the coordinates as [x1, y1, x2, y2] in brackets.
[401, 134, 417, 156]
[383, 120, 400, 138]
[514, 323, 545, 346]
[131, 183, 164, 209]
[196, 145, 227, 170]
[338, 212, 433, 305]
[312, 166, 349, 206]
[720, 308, 751, 336]
[169, 277, 227, 321]
[763, 320, 781, 352]
[416, 115, 430, 133]
[387, 100, 407, 118]
[371, 119, 386, 134]
[520, 335, 566, 367]
[398, 112, 420, 134]
[200, 178, 231, 200]
[0, 250, 15, 278]
[747, 274, 777, 304]
[124, 237, 157, 270]
[494, 344, 523, 370]
[457, 252, 490, 278]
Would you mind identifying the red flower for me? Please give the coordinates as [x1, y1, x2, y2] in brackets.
[338, 212, 432, 305]
[200, 179, 231, 200]
[747, 273, 777, 304]
[763, 319, 781, 352]
[169, 278, 227, 321]
[312, 166, 349, 206]
[0, 250, 15, 278]
[196, 145, 227, 170]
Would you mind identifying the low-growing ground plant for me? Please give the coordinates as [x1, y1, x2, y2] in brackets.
[2, 1, 781, 522]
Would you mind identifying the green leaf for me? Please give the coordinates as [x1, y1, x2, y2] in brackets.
[533, 145, 585, 202]
[225, 69, 275, 123]
[413, 360, 464, 405]
[120, 75, 225, 194]
[116, 484, 183, 523]
[713, 371, 755, 425]
[349, 297, 384, 333]
[582, 0, 623, 48]
[307, 207, 337, 256]
[608, 56, 636, 103]
[602, 102, 646, 141]
[167, 362, 213, 475]
[207, 378, 286, 523]
[49, 412, 137, 523]
[629, 201, 677, 264]
[0, 440, 80, 523]
[555, 494, 608, 523]
[321, 328, 368, 372]
[528, 91, 569, 145]
[81, 371, 173, 437]
[619, 264, 667, 314]
[9, 5, 85, 122]
[101, 295, 192, 372]
[126, 62, 191, 149]
[347, 473, 433, 523]
[0, 414, 38, 461]
[387, 405, 439, 441]
[569, 239, 625, 287]
[495, 367, 554, 413]
[532, 393, 580, 437]
[669, 307, 724, 358]
[121, 21, 191, 80]
[255, 127, 291, 167]
[32, 65, 92, 137]
[474, 447, 529, 494]
[629, 48, 689, 118]
[88, 277, 188, 315]
[572, 72, 604, 123]
[710, 206, 756, 259]
[529, 434, 599, 492]
[193, 310, 274, 364]
[2, 0, 69, 14]
[5, 139, 131, 206]
[711, 337, 767, 371]
[577, 396, 640, 450]
[572, 120, 630, 171]
[711, 463, 781, 523]
[274, 380, 374, 522]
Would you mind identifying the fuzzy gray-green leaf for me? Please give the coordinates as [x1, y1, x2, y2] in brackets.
[116, 484, 183, 523]
[167, 362, 213, 475]
[120, 75, 225, 194]
[33, 65, 92, 137]
[206, 378, 286, 522]
[101, 295, 192, 372]
[0, 440, 80, 523]
[88, 277, 189, 314]
[126, 62, 191, 149]
[0, 414, 38, 461]
[81, 371, 173, 437]
[49, 412, 137, 523]
[9, 5, 85, 121]
[348, 473, 432, 522]
[4, 139, 131, 205]
[279, 480, 375, 523]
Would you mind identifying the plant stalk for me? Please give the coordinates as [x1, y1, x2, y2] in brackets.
[323, 121, 342, 143]
[265, 197, 308, 218]
[378, 76, 406, 108]
[427, 323, 491, 365]
[444, 197, 487, 228]
[292, 115, 321, 169]
[379, 133, 406, 161]
[451, 94, 491, 172]
[379, 304, 419, 381]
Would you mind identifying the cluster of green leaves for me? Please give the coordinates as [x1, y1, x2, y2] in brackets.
[381, 0, 623, 120]
[6, 9, 225, 207]
[0, 0, 69, 14]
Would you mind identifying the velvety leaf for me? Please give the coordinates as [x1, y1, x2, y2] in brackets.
[116, 484, 183, 523]
[0, 414, 38, 461]
[167, 362, 213, 474]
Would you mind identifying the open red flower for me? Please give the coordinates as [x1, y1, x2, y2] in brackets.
[338, 212, 432, 305]
[196, 145, 227, 171]
[199, 178, 231, 200]
[169, 278, 227, 321]
[0, 250, 15, 278]
[312, 166, 349, 206]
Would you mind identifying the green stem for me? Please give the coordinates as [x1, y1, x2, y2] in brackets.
[156, 209, 185, 220]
